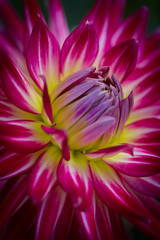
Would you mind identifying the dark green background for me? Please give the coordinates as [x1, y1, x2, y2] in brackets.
[5, 0, 160, 239]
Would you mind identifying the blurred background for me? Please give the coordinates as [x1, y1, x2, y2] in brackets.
[10, 0, 160, 34]
[3, 0, 160, 239]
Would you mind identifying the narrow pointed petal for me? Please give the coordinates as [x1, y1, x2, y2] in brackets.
[49, 0, 69, 47]
[0, 150, 39, 180]
[36, 186, 68, 240]
[24, 0, 44, 50]
[76, 198, 99, 240]
[29, 146, 61, 202]
[122, 173, 160, 198]
[0, 51, 42, 114]
[0, 176, 29, 227]
[42, 125, 70, 160]
[85, 144, 133, 160]
[57, 152, 93, 210]
[60, 22, 98, 78]
[111, 7, 148, 45]
[100, 40, 138, 82]
[41, 78, 53, 124]
[26, 17, 60, 92]
[0, 0, 23, 50]
[90, 160, 148, 221]
[104, 147, 160, 177]
[69, 116, 116, 150]
[0, 120, 50, 153]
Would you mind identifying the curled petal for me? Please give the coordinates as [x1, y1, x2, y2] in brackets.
[49, 0, 69, 47]
[0, 51, 42, 114]
[29, 146, 61, 202]
[36, 186, 68, 240]
[42, 125, 70, 160]
[0, 120, 50, 153]
[100, 40, 138, 82]
[60, 22, 98, 78]
[104, 147, 160, 177]
[69, 116, 116, 150]
[57, 152, 93, 210]
[90, 160, 148, 221]
[27, 17, 60, 92]
[52, 67, 96, 100]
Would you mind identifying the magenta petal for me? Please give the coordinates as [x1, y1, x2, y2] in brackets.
[122, 173, 160, 198]
[36, 186, 68, 240]
[0, 176, 29, 227]
[49, 0, 69, 47]
[105, 147, 160, 177]
[41, 78, 53, 124]
[100, 40, 138, 82]
[90, 160, 148, 221]
[111, 7, 148, 45]
[0, 51, 41, 114]
[57, 152, 93, 210]
[0, 120, 50, 153]
[26, 17, 60, 92]
[24, 0, 44, 51]
[76, 199, 99, 240]
[85, 144, 133, 160]
[60, 21, 98, 78]
[96, 198, 128, 240]
[0, 151, 38, 180]
[29, 146, 61, 202]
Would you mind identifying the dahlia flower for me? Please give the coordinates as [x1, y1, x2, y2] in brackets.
[0, 0, 160, 239]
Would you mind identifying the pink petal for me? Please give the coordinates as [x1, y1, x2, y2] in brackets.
[0, 176, 29, 227]
[90, 160, 148, 221]
[26, 17, 60, 92]
[76, 199, 99, 240]
[41, 77, 53, 124]
[23, 0, 44, 51]
[29, 146, 61, 202]
[100, 40, 138, 82]
[36, 186, 68, 240]
[0, 51, 42, 114]
[0, 120, 50, 153]
[42, 125, 70, 160]
[105, 147, 160, 177]
[0, 150, 38, 180]
[48, 0, 69, 47]
[85, 144, 133, 160]
[60, 21, 98, 78]
[111, 7, 148, 46]
[96, 197, 128, 240]
[57, 152, 93, 210]
[122, 173, 160, 198]
[0, 0, 23, 50]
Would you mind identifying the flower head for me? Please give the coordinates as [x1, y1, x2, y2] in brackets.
[0, 0, 160, 239]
